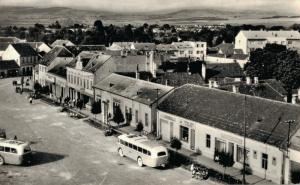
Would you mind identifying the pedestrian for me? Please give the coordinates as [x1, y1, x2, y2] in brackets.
[29, 97, 33, 104]
[14, 135, 17, 140]
[59, 96, 62, 105]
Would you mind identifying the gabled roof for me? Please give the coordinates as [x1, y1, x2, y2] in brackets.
[156, 44, 177, 51]
[94, 73, 174, 105]
[216, 43, 234, 56]
[47, 57, 73, 78]
[41, 46, 74, 66]
[132, 43, 156, 51]
[0, 60, 19, 70]
[108, 55, 150, 73]
[65, 45, 106, 56]
[156, 72, 205, 87]
[82, 54, 112, 73]
[10, 43, 38, 57]
[206, 63, 244, 79]
[51, 39, 75, 47]
[240, 30, 300, 40]
[0, 37, 22, 43]
[158, 84, 300, 148]
[27, 42, 48, 48]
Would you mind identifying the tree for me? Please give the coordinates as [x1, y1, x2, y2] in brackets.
[91, 101, 102, 119]
[76, 99, 84, 110]
[170, 137, 182, 151]
[218, 151, 234, 179]
[245, 44, 300, 92]
[113, 105, 124, 127]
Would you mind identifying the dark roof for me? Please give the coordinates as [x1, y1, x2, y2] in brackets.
[65, 45, 106, 56]
[156, 72, 205, 87]
[206, 63, 244, 79]
[82, 54, 111, 73]
[41, 46, 74, 66]
[48, 58, 73, 78]
[11, 43, 38, 57]
[216, 43, 234, 56]
[0, 37, 20, 43]
[110, 55, 150, 73]
[94, 73, 173, 105]
[158, 84, 300, 148]
[0, 43, 10, 51]
[132, 43, 156, 51]
[0, 60, 19, 70]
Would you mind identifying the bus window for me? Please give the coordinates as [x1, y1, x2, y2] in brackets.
[157, 152, 166, 156]
[147, 151, 151, 156]
[125, 141, 128, 146]
[24, 146, 31, 153]
[133, 145, 137, 150]
[138, 147, 142, 152]
[11, 148, 17, 154]
[143, 149, 148, 155]
[129, 143, 132, 148]
[0, 146, 3, 151]
[4, 147, 10, 153]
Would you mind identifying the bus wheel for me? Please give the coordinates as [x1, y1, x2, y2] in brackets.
[0, 155, 4, 165]
[118, 148, 124, 157]
[137, 157, 143, 167]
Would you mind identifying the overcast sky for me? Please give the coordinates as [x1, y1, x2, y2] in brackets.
[0, 0, 299, 13]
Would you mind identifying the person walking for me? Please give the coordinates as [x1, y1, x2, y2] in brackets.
[29, 96, 33, 104]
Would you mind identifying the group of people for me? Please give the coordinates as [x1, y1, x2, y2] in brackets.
[190, 163, 209, 180]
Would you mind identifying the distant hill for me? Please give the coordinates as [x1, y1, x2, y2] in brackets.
[0, 6, 299, 27]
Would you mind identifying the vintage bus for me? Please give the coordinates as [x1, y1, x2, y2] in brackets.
[117, 134, 169, 167]
[0, 139, 32, 165]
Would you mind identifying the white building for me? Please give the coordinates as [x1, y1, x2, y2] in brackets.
[51, 39, 75, 48]
[235, 30, 300, 54]
[94, 73, 173, 133]
[27, 42, 52, 54]
[2, 43, 39, 75]
[172, 41, 207, 60]
[157, 84, 300, 184]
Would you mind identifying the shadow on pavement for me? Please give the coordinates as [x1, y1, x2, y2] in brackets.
[29, 151, 67, 166]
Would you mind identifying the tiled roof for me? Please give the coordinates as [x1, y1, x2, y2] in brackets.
[216, 43, 234, 56]
[206, 63, 244, 79]
[0, 43, 10, 51]
[158, 84, 300, 148]
[156, 72, 205, 87]
[240, 30, 300, 40]
[51, 39, 75, 47]
[156, 44, 177, 51]
[27, 42, 46, 48]
[109, 55, 150, 73]
[11, 43, 38, 57]
[132, 43, 156, 51]
[82, 54, 112, 73]
[94, 73, 174, 105]
[0, 60, 19, 70]
[47, 57, 73, 78]
[41, 46, 74, 66]
[65, 45, 106, 56]
[172, 42, 193, 49]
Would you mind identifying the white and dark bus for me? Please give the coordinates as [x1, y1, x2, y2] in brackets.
[117, 134, 169, 167]
[0, 139, 32, 165]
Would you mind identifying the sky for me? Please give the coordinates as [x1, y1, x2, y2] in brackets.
[0, 0, 299, 13]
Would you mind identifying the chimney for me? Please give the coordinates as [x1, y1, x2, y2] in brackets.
[246, 77, 251, 85]
[201, 62, 206, 80]
[208, 80, 213, 88]
[254, 77, 259, 84]
[232, 85, 239, 93]
[75, 56, 83, 70]
[292, 94, 297, 104]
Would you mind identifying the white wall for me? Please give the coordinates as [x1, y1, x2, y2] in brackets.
[2, 45, 20, 65]
[205, 55, 249, 68]
[158, 111, 284, 184]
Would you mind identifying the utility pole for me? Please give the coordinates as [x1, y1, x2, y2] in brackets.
[155, 88, 160, 134]
[243, 95, 247, 184]
[284, 120, 295, 153]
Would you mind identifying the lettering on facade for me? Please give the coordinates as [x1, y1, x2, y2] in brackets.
[220, 133, 243, 145]
[162, 114, 176, 122]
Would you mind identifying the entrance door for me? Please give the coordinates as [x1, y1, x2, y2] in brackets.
[190, 129, 195, 150]
[228, 142, 234, 161]
[161, 119, 170, 142]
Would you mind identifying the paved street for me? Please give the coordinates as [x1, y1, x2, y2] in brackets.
[0, 77, 220, 185]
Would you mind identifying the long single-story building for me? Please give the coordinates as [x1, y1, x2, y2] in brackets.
[157, 84, 300, 184]
[93, 73, 173, 133]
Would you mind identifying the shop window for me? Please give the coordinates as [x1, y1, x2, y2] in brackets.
[237, 146, 249, 165]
